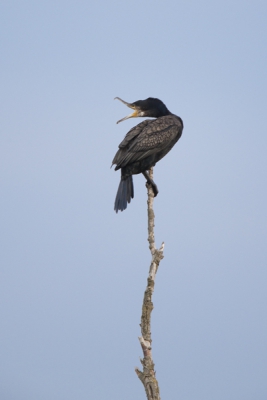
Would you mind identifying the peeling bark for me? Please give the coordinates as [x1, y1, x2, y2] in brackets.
[135, 168, 164, 400]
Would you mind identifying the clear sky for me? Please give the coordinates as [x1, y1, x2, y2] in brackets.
[1, 1, 267, 399]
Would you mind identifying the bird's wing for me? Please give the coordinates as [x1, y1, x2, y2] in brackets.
[118, 120, 151, 148]
[116, 117, 182, 167]
[112, 120, 152, 166]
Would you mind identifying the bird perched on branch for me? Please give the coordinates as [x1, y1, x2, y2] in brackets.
[112, 97, 183, 213]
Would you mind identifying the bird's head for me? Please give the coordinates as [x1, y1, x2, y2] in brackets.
[115, 97, 171, 124]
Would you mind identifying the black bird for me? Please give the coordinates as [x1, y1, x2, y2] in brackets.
[112, 97, 183, 212]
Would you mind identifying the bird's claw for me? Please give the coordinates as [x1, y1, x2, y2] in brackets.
[146, 182, 159, 197]
[152, 184, 159, 197]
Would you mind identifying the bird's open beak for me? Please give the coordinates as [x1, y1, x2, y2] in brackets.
[114, 97, 140, 124]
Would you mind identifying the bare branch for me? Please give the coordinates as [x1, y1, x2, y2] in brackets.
[135, 168, 164, 400]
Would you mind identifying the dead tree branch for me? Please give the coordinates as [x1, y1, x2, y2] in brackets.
[135, 168, 164, 400]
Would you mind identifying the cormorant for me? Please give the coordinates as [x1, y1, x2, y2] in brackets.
[112, 97, 183, 213]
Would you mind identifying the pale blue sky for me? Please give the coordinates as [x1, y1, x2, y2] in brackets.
[1, 1, 267, 399]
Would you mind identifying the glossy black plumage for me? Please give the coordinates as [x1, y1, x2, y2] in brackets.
[112, 97, 183, 213]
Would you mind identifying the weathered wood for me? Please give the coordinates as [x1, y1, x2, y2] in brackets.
[135, 168, 164, 400]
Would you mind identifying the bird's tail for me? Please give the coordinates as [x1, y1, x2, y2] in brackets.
[114, 175, 134, 213]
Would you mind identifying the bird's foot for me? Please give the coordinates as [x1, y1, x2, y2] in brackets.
[146, 181, 159, 197]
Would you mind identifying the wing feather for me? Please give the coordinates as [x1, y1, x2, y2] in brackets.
[113, 115, 182, 168]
